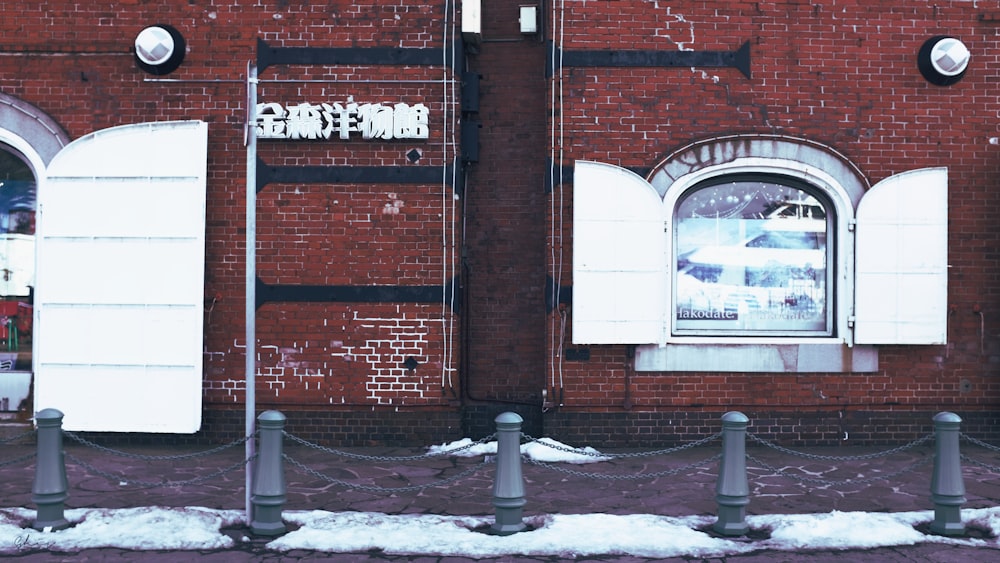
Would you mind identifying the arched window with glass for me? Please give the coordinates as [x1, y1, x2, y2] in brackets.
[0, 147, 36, 294]
[673, 175, 833, 336]
[0, 145, 36, 381]
[572, 136, 949, 372]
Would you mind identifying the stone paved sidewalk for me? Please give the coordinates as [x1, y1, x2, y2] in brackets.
[2, 421, 1000, 561]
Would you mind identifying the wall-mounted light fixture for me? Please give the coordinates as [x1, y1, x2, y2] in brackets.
[461, 0, 482, 45]
[918, 36, 970, 86]
[519, 5, 539, 34]
[134, 24, 186, 75]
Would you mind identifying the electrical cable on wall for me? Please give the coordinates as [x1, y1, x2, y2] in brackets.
[441, 0, 458, 395]
[441, 0, 449, 393]
[546, 0, 562, 404]
[977, 308, 985, 356]
[547, 0, 567, 403]
[557, 0, 566, 400]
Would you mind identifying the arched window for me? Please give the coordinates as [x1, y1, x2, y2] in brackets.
[0, 94, 68, 417]
[0, 145, 37, 385]
[571, 135, 948, 373]
[674, 175, 833, 336]
[0, 146, 37, 298]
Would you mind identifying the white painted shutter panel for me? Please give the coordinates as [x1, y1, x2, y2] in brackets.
[572, 161, 665, 344]
[854, 167, 947, 344]
[35, 121, 208, 432]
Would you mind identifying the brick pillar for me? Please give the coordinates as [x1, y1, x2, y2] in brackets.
[462, 1, 548, 438]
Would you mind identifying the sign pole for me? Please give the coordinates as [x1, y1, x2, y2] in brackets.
[245, 61, 258, 524]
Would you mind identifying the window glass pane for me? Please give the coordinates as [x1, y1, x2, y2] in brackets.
[0, 146, 35, 374]
[674, 178, 830, 334]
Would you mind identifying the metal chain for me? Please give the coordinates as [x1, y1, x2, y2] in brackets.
[0, 451, 35, 468]
[282, 452, 489, 493]
[960, 433, 1000, 454]
[0, 429, 34, 444]
[63, 431, 252, 461]
[283, 432, 497, 461]
[527, 453, 721, 480]
[65, 451, 255, 489]
[746, 453, 932, 487]
[747, 432, 933, 461]
[520, 432, 722, 459]
[960, 454, 1000, 474]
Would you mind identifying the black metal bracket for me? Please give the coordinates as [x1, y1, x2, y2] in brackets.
[547, 40, 751, 79]
[461, 72, 481, 114]
[256, 38, 462, 73]
[545, 160, 573, 194]
[252, 39, 464, 312]
[545, 275, 573, 313]
[256, 275, 460, 312]
[254, 159, 462, 310]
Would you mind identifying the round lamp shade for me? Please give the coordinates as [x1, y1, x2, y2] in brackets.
[918, 36, 970, 86]
[134, 25, 186, 75]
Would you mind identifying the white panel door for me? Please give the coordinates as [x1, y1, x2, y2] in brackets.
[854, 167, 948, 344]
[572, 160, 665, 344]
[35, 121, 208, 432]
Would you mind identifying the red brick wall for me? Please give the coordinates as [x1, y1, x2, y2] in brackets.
[205, 4, 463, 411]
[546, 1, 1000, 431]
[3, 1, 999, 445]
[461, 3, 549, 416]
[0, 2, 463, 434]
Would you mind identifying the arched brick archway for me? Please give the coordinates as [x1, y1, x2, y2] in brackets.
[0, 94, 68, 419]
[0, 93, 70, 169]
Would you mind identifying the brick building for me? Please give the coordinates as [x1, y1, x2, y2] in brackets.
[0, 1, 997, 446]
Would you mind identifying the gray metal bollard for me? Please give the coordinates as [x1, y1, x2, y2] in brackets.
[491, 412, 527, 535]
[32, 408, 69, 531]
[714, 411, 749, 536]
[930, 411, 965, 536]
[250, 410, 287, 536]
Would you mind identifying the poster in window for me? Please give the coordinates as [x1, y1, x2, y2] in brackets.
[674, 179, 829, 334]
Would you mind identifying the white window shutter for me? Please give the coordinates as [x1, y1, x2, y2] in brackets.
[854, 167, 948, 344]
[35, 121, 208, 432]
[572, 160, 665, 344]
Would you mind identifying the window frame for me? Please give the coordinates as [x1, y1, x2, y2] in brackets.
[571, 136, 947, 372]
[671, 172, 836, 338]
[0, 94, 69, 413]
[660, 158, 858, 347]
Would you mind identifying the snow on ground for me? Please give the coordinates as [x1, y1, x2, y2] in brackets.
[1, 437, 998, 557]
[427, 436, 610, 463]
[2, 506, 999, 558]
